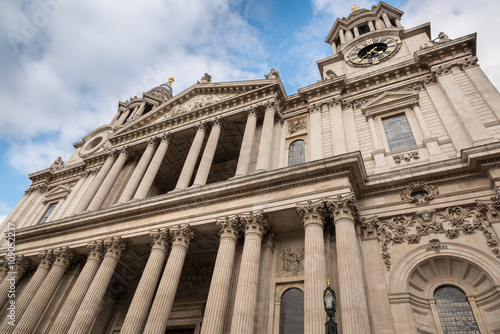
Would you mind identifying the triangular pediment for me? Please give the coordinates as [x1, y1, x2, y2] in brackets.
[45, 185, 71, 202]
[111, 79, 282, 139]
[361, 90, 419, 117]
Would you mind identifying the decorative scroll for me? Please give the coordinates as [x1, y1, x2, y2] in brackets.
[393, 151, 419, 164]
[400, 181, 438, 206]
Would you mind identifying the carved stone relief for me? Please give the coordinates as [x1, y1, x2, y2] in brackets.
[288, 117, 307, 135]
[176, 254, 215, 300]
[361, 205, 500, 271]
[393, 151, 419, 164]
[280, 248, 305, 276]
[165, 93, 234, 118]
[400, 181, 438, 206]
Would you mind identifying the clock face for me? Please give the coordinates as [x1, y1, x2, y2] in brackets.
[349, 37, 399, 66]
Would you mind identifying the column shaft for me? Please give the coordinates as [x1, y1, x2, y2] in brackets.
[87, 149, 129, 211]
[200, 219, 238, 334]
[133, 135, 170, 200]
[0, 256, 29, 310]
[234, 109, 258, 177]
[143, 225, 193, 334]
[121, 230, 169, 334]
[13, 248, 73, 334]
[255, 103, 276, 172]
[0, 251, 53, 334]
[118, 140, 157, 203]
[193, 120, 222, 186]
[230, 212, 268, 334]
[297, 201, 327, 334]
[134, 102, 147, 118]
[175, 125, 207, 190]
[74, 153, 117, 213]
[116, 109, 131, 126]
[67, 237, 125, 334]
[48, 241, 104, 334]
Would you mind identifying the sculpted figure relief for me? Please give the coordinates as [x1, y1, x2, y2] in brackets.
[50, 157, 65, 171]
[265, 68, 280, 79]
[198, 73, 212, 84]
[281, 248, 304, 276]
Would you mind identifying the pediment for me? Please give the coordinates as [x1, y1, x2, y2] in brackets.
[361, 91, 419, 117]
[45, 184, 71, 202]
[112, 79, 278, 139]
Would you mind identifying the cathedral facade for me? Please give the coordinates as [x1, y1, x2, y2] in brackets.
[1, 2, 500, 333]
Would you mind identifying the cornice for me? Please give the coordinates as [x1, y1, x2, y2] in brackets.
[415, 33, 477, 65]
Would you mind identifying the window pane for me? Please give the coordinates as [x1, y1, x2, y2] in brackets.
[382, 113, 416, 151]
[434, 286, 480, 333]
[279, 288, 304, 334]
[288, 140, 305, 166]
[37, 203, 58, 225]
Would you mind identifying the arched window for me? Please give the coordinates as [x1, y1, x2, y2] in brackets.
[288, 140, 305, 166]
[434, 286, 480, 333]
[279, 288, 304, 334]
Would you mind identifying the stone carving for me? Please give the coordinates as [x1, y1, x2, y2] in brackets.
[52, 247, 74, 268]
[265, 68, 280, 79]
[296, 199, 326, 228]
[150, 228, 170, 250]
[393, 151, 420, 164]
[240, 211, 269, 237]
[362, 205, 500, 271]
[400, 181, 438, 206]
[458, 56, 479, 71]
[281, 248, 305, 276]
[426, 239, 447, 253]
[307, 102, 321, 113]
[432, 64, 452, 76]
[104, 237, 126, 259]
[325, 69, 336, 79]
[176, 256, 214, 299]
[288, 118, 307, 134]
[198, 73, 212, 84]
[170, 224, 195, 248]
[25, 183, 49, 195]
[38, 249, 54, 269]
[421, 31, 452, 49]
[50, 157, 65, 171]
[167, 93, 234, 118]
[216, 216, 240, 240]
[324, 195, 359, 222]
[87, 240, 105, 262]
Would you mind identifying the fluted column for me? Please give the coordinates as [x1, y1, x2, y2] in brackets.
[0, 257, 8, 282]
[234, 107, 258, 177]
[192, 118, 222, 187]
[68, 237, 126, 334]
[48, 240, 105, 334]
[325, 195, 371, 334]
[121, 229, 170, 334]
[134, 102, 147, 118]
[255, 101, 276, 172]
[0, 250, 53, 333]
[116, 108, 131, 126]
[144, 224, 194, 334]
[230, 211, 269, 334]
[201, 217, 239, 334]
[13, 248, 74, 334]
[133, 133, 170, 200]
[118, 138, 158, 203]
[0, 256, 30, 309]
[87, 147, 130, 211]
[296, 200, 327, 334]
[74, 151, 118, 213]
[175, 123, 207, 190]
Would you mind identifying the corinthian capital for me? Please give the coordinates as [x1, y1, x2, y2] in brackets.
[15, 255, 30, 275]
[87, 240, 105, 262]
[170, 224, 195, 248]
[104, 237, 126, 259]
[150, 228, 170, 251]
[240, 211, 269, 238]
[296, 199, 326, 229]
[216, 216, 240, 241]
[52, 247, 75, 269]
[325, 195, 359, 222]
[38, 249, 54, 270]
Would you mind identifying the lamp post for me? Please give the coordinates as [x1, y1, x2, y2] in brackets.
[323, 279, 338, 334]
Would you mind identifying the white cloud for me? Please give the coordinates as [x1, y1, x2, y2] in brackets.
[0, 0, 269, 174]
[0, 201, 12, 224]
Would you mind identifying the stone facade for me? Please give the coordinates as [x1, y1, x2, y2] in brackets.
[1, 2, 500, 333]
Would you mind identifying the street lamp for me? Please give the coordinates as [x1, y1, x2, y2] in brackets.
[323, 279, 338, 334]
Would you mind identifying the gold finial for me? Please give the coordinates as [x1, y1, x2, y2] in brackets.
[352, 4, 359, 11]
[327, 278, 331, 286]
[167, 77, 175, 85]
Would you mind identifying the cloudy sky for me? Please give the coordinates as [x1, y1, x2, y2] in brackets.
[1, 0, 499, 221]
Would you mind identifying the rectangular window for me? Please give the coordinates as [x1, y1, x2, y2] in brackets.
[37, 202, 58, 225]
[382, 113, 416, 151]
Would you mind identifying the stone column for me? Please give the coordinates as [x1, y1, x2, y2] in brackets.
[143, 224, 194, 334]
[339, 30, 346, 44]
[67, 237, 126, 334]
[116, 108, 131, 126]
[0, 256, 30, 309]
[118, 138, 158, 203]
[87, 147, 130, 211]
[368, 20, 375, 31]
[0, 250, 53, 333]
[133, 133, 170, 200]
[234, 107, 258, 177]
[134, 102, 147, 118]
[121, 229, 170, 334]
[74, 151, 118, 213]
[382, 12, 392, 27]
[325, 195, 371, 334]
[175, 123, 207, 190]
[192, 118, 222, 187]
[13, 248, 74, 334]
[0, 257, 8, 282]
[296, 200, 327, 334]
[255, 101, 277, 172]
[48, 240, 105, 334]
[230, 211, 269, 334]
[200, 217, 239, 334]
